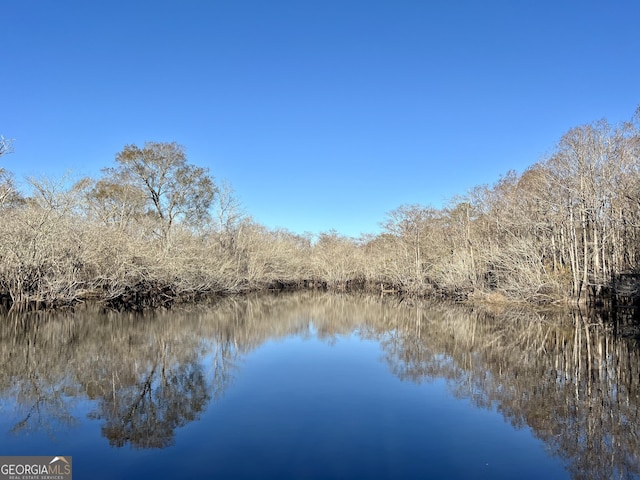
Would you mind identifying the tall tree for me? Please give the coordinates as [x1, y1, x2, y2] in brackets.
[105, 142, 216, 242]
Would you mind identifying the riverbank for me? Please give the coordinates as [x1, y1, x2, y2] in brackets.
[0, 273, 592, 313]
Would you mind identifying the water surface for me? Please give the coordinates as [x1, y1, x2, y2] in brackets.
[1, 292, 639, 479]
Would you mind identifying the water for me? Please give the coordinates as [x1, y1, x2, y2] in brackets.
[1, 292, 639, 479]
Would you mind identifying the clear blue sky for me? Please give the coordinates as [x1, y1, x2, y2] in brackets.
[2, 1, 639, 237]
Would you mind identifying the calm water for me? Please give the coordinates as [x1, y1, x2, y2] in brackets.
[1, 292, 639, 479]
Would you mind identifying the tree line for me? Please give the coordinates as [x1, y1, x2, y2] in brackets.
[0, 108, 639, 310]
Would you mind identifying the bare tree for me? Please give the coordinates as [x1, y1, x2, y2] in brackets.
[210, 179, 245, 252]
[0, 170, 21, 209]
[105, 142, 217, 243]
[380, 204, 440, 291]
[86, 178, 147, 231]
[0, 136, 14, 158]
[0, 136, 20, 208]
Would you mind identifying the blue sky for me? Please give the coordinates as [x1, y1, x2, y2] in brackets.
[2, 1, 639, 237]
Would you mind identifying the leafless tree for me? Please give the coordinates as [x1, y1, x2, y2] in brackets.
[0, 136, 14, 158]
[105, 142, 217, 243]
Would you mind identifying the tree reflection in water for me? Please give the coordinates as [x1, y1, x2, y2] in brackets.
[0, 293, 639, 478]
[375, 303, 640, 480]
[0, 306, 237, 449]
[0, 313, 82, 440]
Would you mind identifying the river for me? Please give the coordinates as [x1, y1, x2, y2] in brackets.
[0, 292, 638, 479]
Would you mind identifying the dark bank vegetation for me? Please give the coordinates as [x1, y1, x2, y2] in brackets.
[1, 108, 640, 310]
